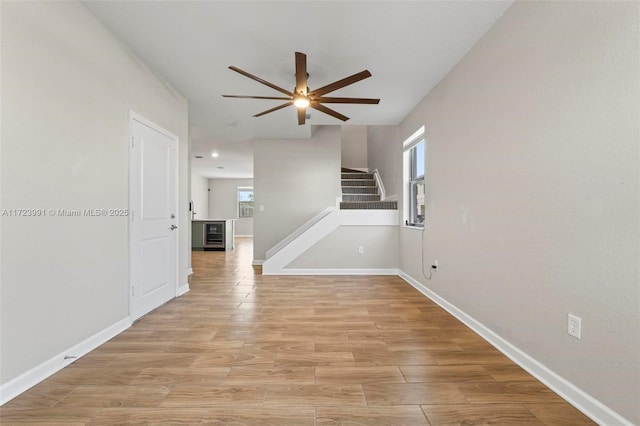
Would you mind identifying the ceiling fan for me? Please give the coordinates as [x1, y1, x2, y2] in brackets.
[223, 52, 379, 125]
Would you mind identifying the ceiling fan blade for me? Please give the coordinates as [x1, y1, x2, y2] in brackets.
[295, 52, 308, 95]
[315, 97, 380, 104]
[229, 66, 293, 97]
[223, 95, 292, 101]
[297, 107, 306, 125]
[309, 102, 349, 121]
[309, 70, 372, 97]
[253, 101, 293, 117]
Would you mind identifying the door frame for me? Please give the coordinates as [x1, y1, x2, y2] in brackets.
[128, 110, 179, 320]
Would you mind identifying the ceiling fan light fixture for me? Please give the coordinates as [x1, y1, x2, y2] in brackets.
[223, 52, 379, 125]
[293, 96, 310, 108]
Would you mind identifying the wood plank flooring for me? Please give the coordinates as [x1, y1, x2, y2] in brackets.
[0, 237, 595, 425]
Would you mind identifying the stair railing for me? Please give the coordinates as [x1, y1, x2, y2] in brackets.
[372, 169, 386, 201]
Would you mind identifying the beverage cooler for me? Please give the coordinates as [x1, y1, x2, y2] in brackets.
[191, 220, 235, 251]
[204, 222, 224, 248]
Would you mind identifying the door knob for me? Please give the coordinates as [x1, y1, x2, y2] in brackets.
[170, 224, 178, 230]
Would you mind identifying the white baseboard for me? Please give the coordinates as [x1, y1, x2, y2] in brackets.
[177, 283, 190, 296]
[397, 270, 632, 426]
[0, 317, 131, 406]
[187, 267, 193, 276]
[235, 234, 253, 238]
[265, 268, 399, 276]
[252, 259, 265, 266]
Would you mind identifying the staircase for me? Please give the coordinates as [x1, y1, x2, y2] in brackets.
[340, 169, 397, 210]
[262, 168, 398, 274]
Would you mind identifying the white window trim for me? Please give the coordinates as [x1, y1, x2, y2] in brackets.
[403, 126, 425, 228]
[403, 125, 425, 150]
[237, 186, 254, 218]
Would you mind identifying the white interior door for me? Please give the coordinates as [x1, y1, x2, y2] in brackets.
[129, 113, 178, 321]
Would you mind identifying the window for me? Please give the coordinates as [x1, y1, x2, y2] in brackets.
[238, 187, 254, 218]
[403, 127, 425, 227]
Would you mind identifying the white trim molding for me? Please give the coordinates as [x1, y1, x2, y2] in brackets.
[177, 283, 190, 296]
[0, 317, 131, 406]
[278, 268, 399, 276]
[398, 270, 633, 426]
[252, 259, 265, 266]
[266, 207, 335, 260]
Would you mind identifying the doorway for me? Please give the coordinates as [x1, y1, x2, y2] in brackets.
[128, 112, 178, 320]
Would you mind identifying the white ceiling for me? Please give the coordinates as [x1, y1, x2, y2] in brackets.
[84, 1, 513, 179]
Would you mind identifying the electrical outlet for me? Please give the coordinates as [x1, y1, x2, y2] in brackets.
[357, 245, 364, 254]
[568, 314, 582, 339]
[432, 260, 439, 271]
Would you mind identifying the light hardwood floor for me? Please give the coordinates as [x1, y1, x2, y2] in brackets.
[1, 237, 595, 425]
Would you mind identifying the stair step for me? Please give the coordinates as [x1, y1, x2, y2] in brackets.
[341, 173, 374, 180]
[340, 201, 398, 210]
[342, 187, 378, 194]
[342, 179, 375, 186]
[342, 194, 381, 202]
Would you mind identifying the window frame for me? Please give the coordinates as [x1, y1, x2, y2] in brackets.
[403, 126, 425, 228]
[237, 187, 254, 218]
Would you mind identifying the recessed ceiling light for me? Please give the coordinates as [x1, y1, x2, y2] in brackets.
[211, 152, 219, 158]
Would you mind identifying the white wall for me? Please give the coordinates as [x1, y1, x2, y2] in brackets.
[287, 226, 398, 270]
[0, 0, 189, 388]
[341, 125, 368, 171]
[253, 126, 342, 261]
[208, 178, 254, 236]
[190, 172, 209, 220]
[367, 125, 401, 199]
[399, 2, 639, 423]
